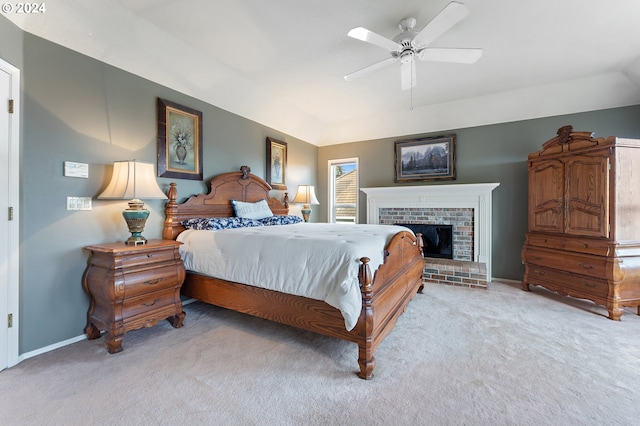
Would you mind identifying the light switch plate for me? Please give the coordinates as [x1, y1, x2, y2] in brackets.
[67, 197, 92, 211]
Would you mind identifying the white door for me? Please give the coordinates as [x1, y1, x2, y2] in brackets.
[0, 57, 20, 370]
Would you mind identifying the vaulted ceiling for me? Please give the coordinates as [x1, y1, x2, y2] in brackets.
[7, 0, 640, 145]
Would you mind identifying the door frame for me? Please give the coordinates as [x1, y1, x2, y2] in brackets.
[327, 157, 359, 224]
[1, 57, 20, 369]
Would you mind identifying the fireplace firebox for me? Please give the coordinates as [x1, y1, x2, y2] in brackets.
[398, 224, 453, 259]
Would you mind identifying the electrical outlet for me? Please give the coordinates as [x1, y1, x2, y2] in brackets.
[67, 197, 92, 211]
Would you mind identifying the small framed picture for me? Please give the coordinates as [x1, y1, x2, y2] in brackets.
[394, 134, 456, 182]
[157, 98, 203, 181]
[266, 137, 287, 190]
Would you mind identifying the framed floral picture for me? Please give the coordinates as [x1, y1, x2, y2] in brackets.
[266, 137, 287, 190]
[157, 98, 203, 180]
[394, 134, 456, 182]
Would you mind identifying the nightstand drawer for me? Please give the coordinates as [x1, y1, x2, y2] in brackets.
[123, 264, 183, 298]
[122, 288, 178, 320]
[121, 248, 178, 269]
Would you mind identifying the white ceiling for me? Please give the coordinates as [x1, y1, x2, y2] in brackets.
[7, 0, 640, 146]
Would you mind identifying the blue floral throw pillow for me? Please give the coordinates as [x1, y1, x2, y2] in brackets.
[260, 215, 303, 226]
[181, 217, 264, 230]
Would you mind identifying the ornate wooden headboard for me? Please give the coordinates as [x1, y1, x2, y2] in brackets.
[163, 166, 290, 240]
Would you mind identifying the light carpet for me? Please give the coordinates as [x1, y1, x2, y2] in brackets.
[1, 281, 639, 425]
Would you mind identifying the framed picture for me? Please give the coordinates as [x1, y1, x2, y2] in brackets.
[157, 98, 203, 180]
[394, 134, 456, 182]
[266, 137, 287, 190]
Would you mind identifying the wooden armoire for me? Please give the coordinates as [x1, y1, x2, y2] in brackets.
[521, 125, 640, 320]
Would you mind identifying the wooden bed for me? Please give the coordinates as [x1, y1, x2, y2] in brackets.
[163, 166, 424, 379]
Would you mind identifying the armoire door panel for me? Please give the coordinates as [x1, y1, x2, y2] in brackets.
[529, 159, 564, 233]
[564, 155, 609, 237]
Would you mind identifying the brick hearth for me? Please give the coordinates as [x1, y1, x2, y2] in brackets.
[423, 258, 488, 288]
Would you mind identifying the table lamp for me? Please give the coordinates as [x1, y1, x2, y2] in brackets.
[292, 184, 319, 222]
[98, 160, 168, 245]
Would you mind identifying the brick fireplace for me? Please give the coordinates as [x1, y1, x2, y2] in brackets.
[361, 183, 499, 288]
[380, 207, 473, 261]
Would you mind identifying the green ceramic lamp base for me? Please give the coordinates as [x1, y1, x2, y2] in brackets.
[122, 199, 150, 245]
[301, 204, 311, 223]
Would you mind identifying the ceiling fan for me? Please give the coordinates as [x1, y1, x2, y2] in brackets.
[344, 1, 482, 90]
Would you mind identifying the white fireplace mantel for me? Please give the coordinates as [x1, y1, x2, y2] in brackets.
[361, 183, 499, 281]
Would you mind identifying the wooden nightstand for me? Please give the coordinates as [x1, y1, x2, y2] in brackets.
[82, 239, 186, 353]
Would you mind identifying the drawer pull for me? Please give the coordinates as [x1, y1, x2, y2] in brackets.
[531, 255, 543, 260]
[147, 254, 153, 258]
[582, 282, 598, 289]
[144, 278, 163, 285]
[578, 262, 595, 270]
[142, 299, 159, 307]
[534, 270, 546, 276]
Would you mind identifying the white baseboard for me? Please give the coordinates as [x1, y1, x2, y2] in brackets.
[17, 298, 198, 364]
[491, 277, 522, 285]
[20, 334, 87, 362]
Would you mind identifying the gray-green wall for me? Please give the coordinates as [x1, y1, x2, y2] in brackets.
[1, 16, 317, 354]
[318, 105, 640, 281]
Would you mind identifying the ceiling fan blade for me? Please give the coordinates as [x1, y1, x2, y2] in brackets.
[347, 27, 401, 51]
[344, 57, 397, 81]
[418, 47, 483, 63]
[413, 1, 470, 47]
[400, 59, 416, 91]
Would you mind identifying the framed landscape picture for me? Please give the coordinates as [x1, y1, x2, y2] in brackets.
[266, 137, 287, 190]
[394, 134, 456, 182]
[157, 98, 203, 180]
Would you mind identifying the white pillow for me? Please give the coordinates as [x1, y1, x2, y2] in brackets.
[231, 199, 274, 220]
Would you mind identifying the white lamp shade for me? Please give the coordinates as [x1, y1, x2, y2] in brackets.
[292, 185, 320, 205]
[98, 160, 167, 200]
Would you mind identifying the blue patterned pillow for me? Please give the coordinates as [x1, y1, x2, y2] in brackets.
[231, 199, 274, 220]
[260, 215, 303, 226]
[181, 217, 264, 230]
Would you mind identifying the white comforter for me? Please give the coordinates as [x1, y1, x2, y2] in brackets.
[177, 223, 411, 330]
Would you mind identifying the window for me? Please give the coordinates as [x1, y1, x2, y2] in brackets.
[328, 158, 359, 223]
